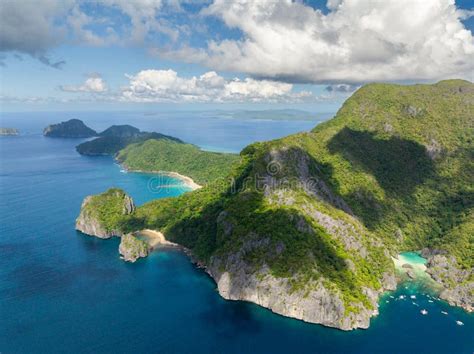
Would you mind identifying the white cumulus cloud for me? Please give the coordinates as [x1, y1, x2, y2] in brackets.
[162, 0, 474, 83]
[61, 75, 108, 93]
[121, 69, 311, 102]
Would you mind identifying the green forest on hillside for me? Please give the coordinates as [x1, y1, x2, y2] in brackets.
[116, 139, 240, 185]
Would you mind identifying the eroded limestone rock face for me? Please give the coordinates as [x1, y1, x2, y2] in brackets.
[119, 234, 149, 262]
[207, 241, 395, 331]
[75, 189, 135, 239]
[199, 149, 397, 330]
[422, 249, 473, 312]
[75, 196, 114, 238]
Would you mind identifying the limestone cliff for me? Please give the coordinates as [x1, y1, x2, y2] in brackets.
[422, 249, 473, 312]
[75, 188, 135, 238]
[207, 245, 396, 330]
[202, 157, 397, 330]
[119, 234, 149, 262]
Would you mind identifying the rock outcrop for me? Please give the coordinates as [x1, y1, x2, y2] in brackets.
[422, 249, 473, 312]
[207, 240, 396, 331]
[75, 188, 135, 238]
[119, 234, 149, 262]
[43, 119, 97, 138]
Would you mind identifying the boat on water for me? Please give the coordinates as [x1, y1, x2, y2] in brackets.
[441, 311, 448, 315]
[428, 300, 434, 303]
[456, 321, 464, 326]
[410, 295, 416, 299]
[420, 309, 428, 315]
[399, 295, 406, 299]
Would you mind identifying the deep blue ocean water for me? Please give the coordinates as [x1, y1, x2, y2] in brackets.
[0, 112, 472, 353]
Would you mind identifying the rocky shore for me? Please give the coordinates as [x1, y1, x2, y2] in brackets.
[75, 188, 471, 330]
[76, 190, 181, 262]
[421, 248, 473, 312]
[119, 234, 149, 262]
[207, 251, 397, 330]
[75, 189, 135, 238]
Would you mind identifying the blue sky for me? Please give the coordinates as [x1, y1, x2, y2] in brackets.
[0, 0, 473, 112]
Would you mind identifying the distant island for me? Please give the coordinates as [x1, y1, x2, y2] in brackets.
[44, 117, 239, 187]
[75, 125, 183, 156]
[74, 123, 239, 186]
[75, 80, 473, 330]
[43, 119, 97, 138]
[0, 128, 19, 136]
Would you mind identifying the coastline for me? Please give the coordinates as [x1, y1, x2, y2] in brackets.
[160, 171, 202, 190]
[118, 162, 202, 190]
[136, 229, 180, 249]
[137, 228, 207, 269]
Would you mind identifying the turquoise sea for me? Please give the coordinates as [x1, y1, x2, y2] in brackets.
[0, 112, 472, 353]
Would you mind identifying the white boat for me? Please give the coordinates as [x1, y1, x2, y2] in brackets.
[420, 309, 428, 315]
[428, 300, 434, 303]
[390, 296, 395, 299]
[412, 302, 419, 306]
[399, 295, 406, 299]
[441, 311, 448, 315]
[456, 320, 464, 326]
[410, 295, 416, 299]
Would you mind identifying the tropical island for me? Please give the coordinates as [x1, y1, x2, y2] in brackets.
[75, 123, 239, 186]
[43, 117, 240, 187]
[75, 80, 473, 330]
[75, 124, 184, 155]
[43, 118, 97, 138]
[0, 128, 19, 136]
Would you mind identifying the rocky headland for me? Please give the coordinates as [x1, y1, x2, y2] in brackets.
[421, 248, 473, 312]
[119, 234, 150, 262]
[76, 190, 179, 262]
[43, 119, 97, 138]
[75, 188, 135, 238]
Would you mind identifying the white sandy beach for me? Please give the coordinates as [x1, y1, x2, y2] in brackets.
[160, 171, 202, 190]
[392, 253, 427, 272]
[119, 163, 202, 191]
[136, 229, 179, 249]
